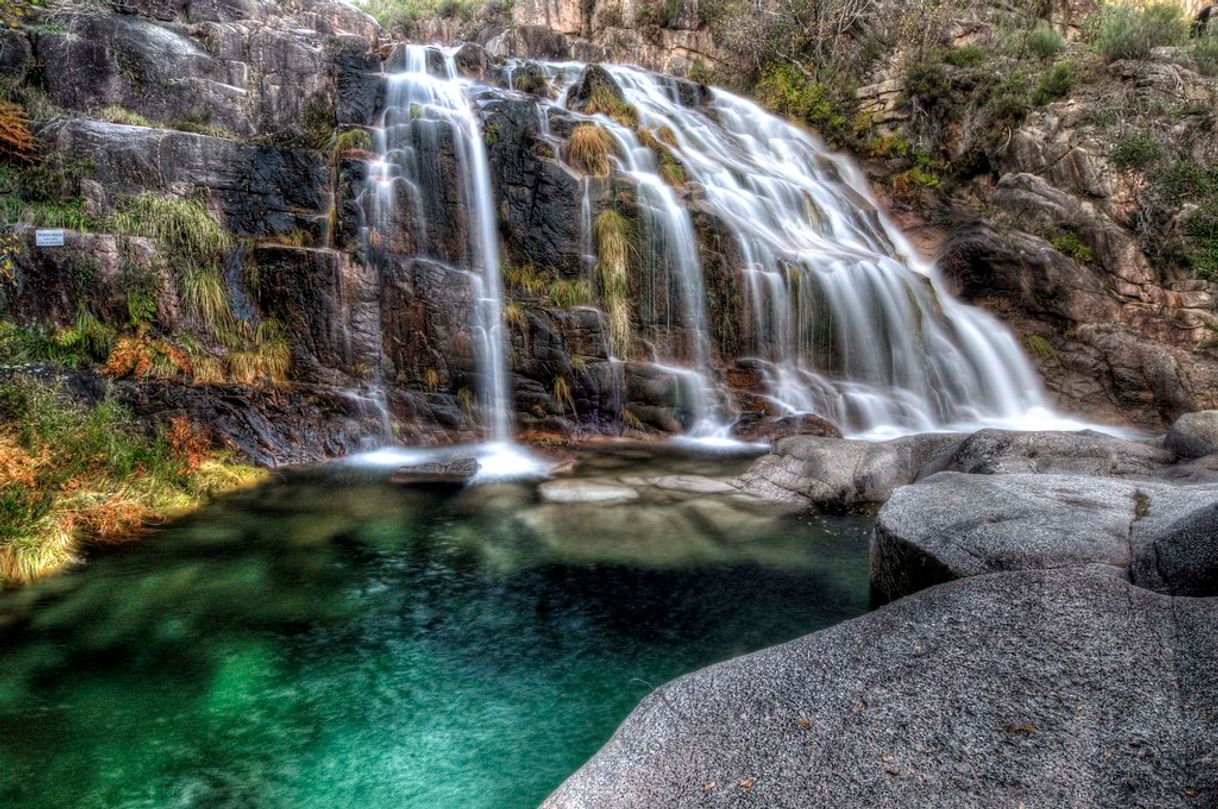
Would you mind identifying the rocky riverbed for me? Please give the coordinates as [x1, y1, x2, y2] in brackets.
[542, 411, 1218, 807]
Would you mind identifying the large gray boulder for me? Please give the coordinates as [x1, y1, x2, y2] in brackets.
[731, 433, 962, 509]
[942, 428, 1170, 476]
[1165, 411, 1218, 460]
[872, 472, 1218, 603]
[872, 473, 1134, 603]
[1131, 502, 1218, 597]
[542, 566, 1218, 809]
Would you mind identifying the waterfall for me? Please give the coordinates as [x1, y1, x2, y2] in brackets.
[368, 45, 513, 444]
[542, 62, 1060, 438]
[361, 44, 1070, 456]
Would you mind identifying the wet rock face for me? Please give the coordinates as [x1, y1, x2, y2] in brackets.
[482, 96, 588, 276]
[942, 219, 1218, 425]
[253, 246, 382, 388]
[542, 565, 1218, 809]
[2, 229, 177, 332]
[730, 413, 841, 444]
[53, 121, 328, 239]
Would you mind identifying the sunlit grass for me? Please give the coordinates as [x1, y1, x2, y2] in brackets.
[0, 376, 264, 586]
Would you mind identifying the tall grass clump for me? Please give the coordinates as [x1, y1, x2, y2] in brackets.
[1090, 1, 1189, 62]
[594, 209, 633, 358]
[566, 124, 616, 177]
[0, 311, 115, 368]
[107, 193, 240, 340]
[546, 277, 594, 309]
[0, 376, 263, 585]
[584, 85, 640, 129]
[1027, 25, 1064, 61]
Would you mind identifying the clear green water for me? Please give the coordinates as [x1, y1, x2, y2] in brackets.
[0, 448, 872, 809]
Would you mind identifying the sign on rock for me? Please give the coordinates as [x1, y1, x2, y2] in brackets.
[35, 229, 65, 248]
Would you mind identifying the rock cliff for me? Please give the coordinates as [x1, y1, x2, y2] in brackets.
[4, 0, 1218, 464]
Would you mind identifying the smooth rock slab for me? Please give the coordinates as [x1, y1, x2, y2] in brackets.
[542, 567, 1218, 808]
[872, 473, 1136, 603]
[732, 433, 962, 509]
[871, 472, 1218, 603]
[942, 428, 1170, 476]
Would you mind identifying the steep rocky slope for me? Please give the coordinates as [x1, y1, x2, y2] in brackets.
[419, 0, 1218, 427]
[3, 0, 1217, 466]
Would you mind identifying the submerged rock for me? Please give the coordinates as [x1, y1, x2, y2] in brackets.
[392, 458, 480, 484]
[542, 566, 1218, 808]
[537, 478, 640, 504]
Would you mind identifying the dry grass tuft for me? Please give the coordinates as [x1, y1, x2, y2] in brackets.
[0, 101, 37, 163]
[594, 209, 634, 358]
[567, 124, 616, 178]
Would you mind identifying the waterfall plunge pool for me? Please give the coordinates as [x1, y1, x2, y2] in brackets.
[0, 446, 872, 809]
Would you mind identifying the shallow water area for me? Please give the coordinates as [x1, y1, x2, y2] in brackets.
[0, 446, 873, 809]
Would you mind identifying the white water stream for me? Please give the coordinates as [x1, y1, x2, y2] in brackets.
[356, 46, 1080, 474]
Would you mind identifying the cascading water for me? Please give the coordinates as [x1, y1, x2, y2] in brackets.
[539, 62, 1065, 438]
[364, 45, 544, 476]
[360, 44, 1073, 460]
[369, 45, 512, 442]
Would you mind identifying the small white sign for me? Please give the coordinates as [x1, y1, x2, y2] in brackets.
[35, 229, 66, 248]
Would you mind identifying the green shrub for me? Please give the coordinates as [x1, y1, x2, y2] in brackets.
[1027, 25, 1065, 61]
[598, 1, 623, 27]
[757, 61, 854, 146]
[1033, 62, 1074, 105]
[1110, 135, 1160, 169]
[1193, 31, 1218, 76]
[1089, 1, 1189, 63]
[944, 43, 986, 67]
[904, 59, 952, 105]
[983, 71, 1032, 129]
[1051, 230, 1094, 262]
[1188, 204, 1218, 280]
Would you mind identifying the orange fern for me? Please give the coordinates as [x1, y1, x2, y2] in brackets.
[0, 101, 36, 163]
